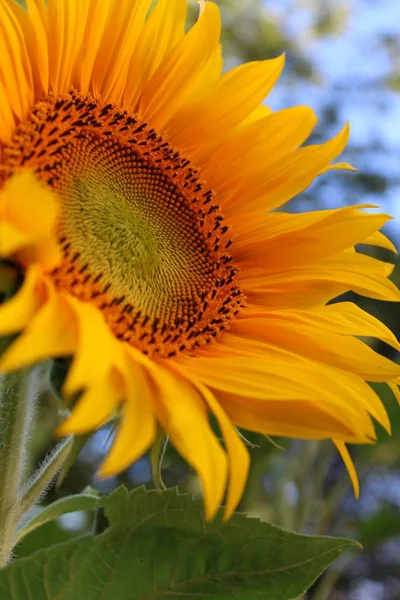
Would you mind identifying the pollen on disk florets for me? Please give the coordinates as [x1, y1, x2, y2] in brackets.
[0, 91, 245, 357]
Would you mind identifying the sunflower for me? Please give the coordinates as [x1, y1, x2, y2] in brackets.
[0, 0, 399, 520]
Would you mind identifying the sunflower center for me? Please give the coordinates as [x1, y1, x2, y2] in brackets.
[60, 135, 216, 325]
[1, 91, 245, 357]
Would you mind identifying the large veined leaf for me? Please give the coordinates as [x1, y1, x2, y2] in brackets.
[0, 487, 359, 599]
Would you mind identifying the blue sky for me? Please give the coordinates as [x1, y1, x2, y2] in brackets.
[263, 0, 400, 237]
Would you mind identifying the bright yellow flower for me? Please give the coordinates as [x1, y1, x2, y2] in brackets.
[0, 0, 399, 519]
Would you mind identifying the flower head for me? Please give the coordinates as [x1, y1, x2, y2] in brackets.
[0, 0, 399, 519]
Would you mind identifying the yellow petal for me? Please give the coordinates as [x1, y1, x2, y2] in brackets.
[228, 124, 350, 214]
[139, 1, 222, 130]
[276, 302, 400, 351]
[322, 162, 357, 173]
[186, 42, 223, 101]
[241, 252, 400, 303]
[240, 103, 273, 126]
[388, 382, 400, 404]
[0, 265, 45, 336]
[79, 0, 113, 95]
[0, 0, 34, 121]
[0, 221, 27, 257]
[25, 0, 49, 93]
[0, 287, 77, 373]
[178, 353, 379, 439]
[167, 55, 285, 162]
[247, 282, 349, 310]
[100, 356, 156, 476]
[63, 296, 122, 395]
[0, 74, 15, 142]
[92, 0, 152, 104]
[47, 0, 90, 94]
[334, 441, 360, 498]
[231, 313, 400, 387]
[223, 328, 392, 433]
[168, 360, 249, 519]
[218, 392, 373, 443]
[34, 0, 47, 24]
[362, 230, 397, 253]
[153, 362, 228, 520]
[57, 367, 123, 436]
[0, 171, 59, 266]
[230, 203, 377, 245]
[204, 105, 317, 193]
[195, 380, 250, 520]
[124, 0, 187, 108]
[235, 207, 392, 269]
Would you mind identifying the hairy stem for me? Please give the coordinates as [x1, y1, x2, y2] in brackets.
[0, 368, 39, 565]
[19, 435, 74, 519]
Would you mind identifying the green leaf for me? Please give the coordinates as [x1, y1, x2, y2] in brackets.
[15, 493, 100, 544]
[0, 487, 359, 600]
[15, 520, 75, 559]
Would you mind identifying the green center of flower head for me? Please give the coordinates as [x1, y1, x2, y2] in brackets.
[6, 91, 245, 357]
[60, 134, 215, 324]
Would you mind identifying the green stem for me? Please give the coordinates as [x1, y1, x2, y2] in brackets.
[18, 435, 74, 519]
[293, 440, 321, 532]
[0, 369, 38, 565]
[311, 559, 350, 600]
[150, 432, 168, 491]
